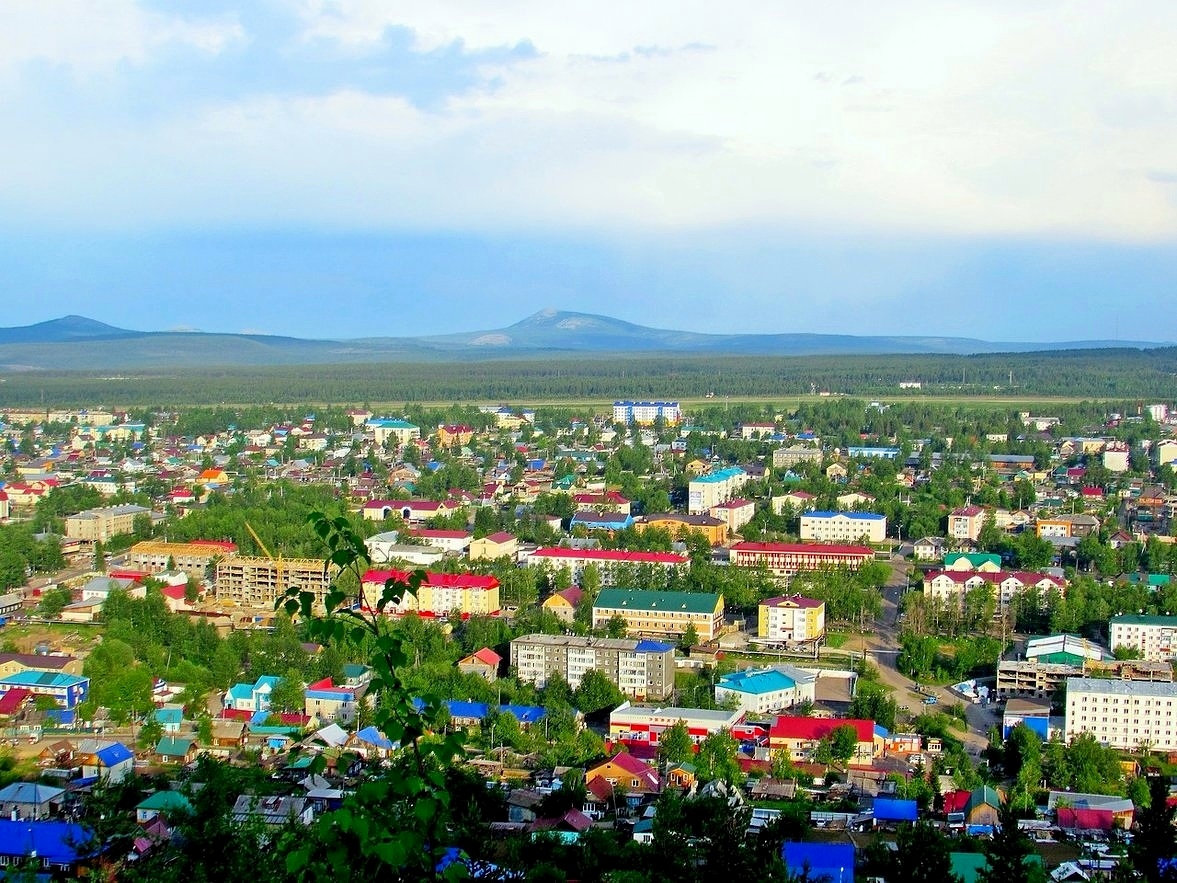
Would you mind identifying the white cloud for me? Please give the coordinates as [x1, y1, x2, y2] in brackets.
[2, 1, 1177, 240]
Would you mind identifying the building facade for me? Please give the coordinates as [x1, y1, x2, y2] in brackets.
[592, 589, 724, 641]
[510, 634, 675, 700]
[525, 547, 688, 586]
[1109, 615, 1177, 662]
[687, 467, 749, 515]
[214, 556, 336, 609]
[799, 511, 887, 544]
[612, 401, 681, 425]
[608, 701, 745, 747]
[359, 569, 501, 618]
[127, 540, 237, 580]
[758, 595, 826, 643]
[1064, 677, 1177, 751]
[64, 504, 151, 543]
[949, 506, 986, 542]
[729, 542, 874, 578]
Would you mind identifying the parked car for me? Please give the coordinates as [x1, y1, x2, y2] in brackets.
[923, 696, 938, 705]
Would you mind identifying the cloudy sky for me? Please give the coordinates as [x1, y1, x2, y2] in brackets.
[2, 1, 1176, 342]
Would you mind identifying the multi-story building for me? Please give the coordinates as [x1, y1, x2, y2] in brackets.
[592, 589, 724, 641]
[758, 595, 826, 643]
[634, 513, 727, 546]
[612, 401, 681, 426]
[0, 671, 89, 714]
[948, 506, 986, 542]
[1064, 677, 1177, 751]
[510, 634, 674, 700]
[303, 677, 360, 726]
[127, 540, 238, 580]
[609, 701, 745, 747]
[799, 511, 886, 544]
[922, 570, 1066, 609]
[714, 666, 817, 715]
[710, 499, 756, 535]
[772, 446, 822, 469]
[525, 547, 688, 585]
[64, 504, 151, 543]
[359, 569, 500, 618]
[687, 466, 749, 515]
[1109, 615, 1177, 662]
[365, 418, 420, 447]
[768, 716, 876, 764]
[215, 556, 336, 609]
[729, 542, 874, 578]
[997, 659, 1171, 699]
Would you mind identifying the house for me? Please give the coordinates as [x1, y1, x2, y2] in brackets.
[962, 785, 1004, 827]
[232, 794, 314, 827]
[585, 753, 662, 798]
[506, 789, 543, 824]
[135, 790, 193, 823]
[0, 782, 66, 820]
[666, 762, 697, 790]
[155, 736, 197, 765]
[457, 647, 502, 682]
[570, 511, 634, 533]
[0, 820, 97, 874]
[225, 675, 280, 713]
[912, 536, 946, 562]
[206, 719, 247, 757]
[153, 705, 184, 734]
[303, 678, 359, 726]
[540, 587, 583, 623]
[468, 532, 519, 562]
[78, 739, 135, 784]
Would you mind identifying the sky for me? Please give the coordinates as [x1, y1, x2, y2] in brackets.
[2, 1, 1177, 343]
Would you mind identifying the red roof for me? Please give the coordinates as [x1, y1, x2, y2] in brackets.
[483, 532, 516, 543]
[361, 569, 499, 590]
[469, 647, 502, 667]
[733, 542, 874, 556]
[926, 570, 1064, 587]
[160, 586, 187, 600]
[592, 752, 661, 791]
[951, 505, 984, 517]
[529, 547, 687, 565]
[0, 688, 31, 716]
[943, 790, 971, 814]
[555, 587, 583, 607]
[762, 594, 824, 609]
[769, 716, 874, 743]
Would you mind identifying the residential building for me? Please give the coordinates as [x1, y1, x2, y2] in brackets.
[635, 513, 727, 546]
[215, 556, 336, 609]
[1103, 442, 1131, 473]
[1002, 697, 1052, 739]
[363, 534, 445, 567]
[943, 552, 1002, 572]
[0, 820, 95, 874]
[714, 666, 817, 715]
[585, 752, 662, 797]
[127, 540, 237, 580]
[729, 542, 874, 578]
[365, 418, 420, 447]
[758, 595, 826, 643]
[0, 671, 88, 715]
[612, 401, 681, 426]
[64, 504, 151, 543]
[912, 537, 946, 562]
[923, 570, 1066, 609]
[232, 794, 314, 827]
[570, 511, 635, 532]
[468, 532, 519, 561]
[362, 499, 463, 524]
[592, 589, 724, 641]
[0, 653, 82, 678]
[359, 569, 500, 618]
[303, 678, 359, 726]
[948, 506, 986, 542]
[1025, 634, 1109, 666]
[772, 446, 822, 469]
[769, 716, 876, 764]
[78, 740, 134, 783]
[511, 634, 675, 700]
[1109, 615, 1177, 662]
[771, 490, 817, 515]
[608, 701, 745, 747]
[541, 587, 583, 623]
[1064, 677, 1177, 751]
[710, 499, 755, 535]
[225, 676, 281, 713]
[688, 467, 748, 515]
[799, 511, 886, 544]
[996, 659, 1171, 699]
[410, 529, 472, 554]
[573, 492, 631, 516]
[525, 547, 688, 586]
[0, 782, 66, 820]
[458, 648, 502, 682]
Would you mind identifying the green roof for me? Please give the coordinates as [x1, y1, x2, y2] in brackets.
[593, 588, 722, 615]
[949, 852, 1043, 883]
[944, 552, 1001, 568]
[1111, 614, 1177, 626]
[155, 736, 195, 757]
[964, 785, 1002, 817]
[136, 790, 193, 813]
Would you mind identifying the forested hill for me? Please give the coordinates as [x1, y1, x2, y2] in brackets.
[1, 346, 1175, 406]
[0, 310, 1168, 372]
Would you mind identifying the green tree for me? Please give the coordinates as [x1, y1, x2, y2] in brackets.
[1127, 776, 1177, 883]
[573, 669, 626, 715]
[605, 614, 628, 639]
[694, 729, 742, 784]
[867, 821, 963, 883]
[978, 800, 1047, 883]
[679, 621, 700, 651]
[267, 668, 306, 714]
[38, 585, 73, 618]
[657, 720, 695, 767]
[138, 716, 164, 751]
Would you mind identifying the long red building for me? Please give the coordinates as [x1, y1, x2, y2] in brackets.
[730, 541, 875, 577]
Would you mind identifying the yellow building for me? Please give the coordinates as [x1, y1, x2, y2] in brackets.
[592, 589, 724, 641]
[758, 596, 826, 643]
[359, 569, 501, 617]
[214, 556, 337, 609]
[468, 532, 519, 561]
[128, 540, 237, 580]
[635, 513, 727, 546]
[64, 504, 152, 543]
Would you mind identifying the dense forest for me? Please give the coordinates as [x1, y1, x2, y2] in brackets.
[1, 346, 1175, 407]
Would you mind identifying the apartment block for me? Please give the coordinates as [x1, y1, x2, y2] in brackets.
[729, 542, 874, 578]
[948, 506, 986, 542]
[1109, 615, 1177, 663]
[359, 569, 500, 618]
[612, 401, 681, 425]
[64, 504, 151, 543]
[771, 446, 822, 469]
[215, 556, 336, 609]
[687, 467, 748, 515]
[1064, 677, 1177, 751]
[997, 659, 1171, 699]
[127, 540, 238, 580]
[799, 511, 887, 544]
[592, 589, 724, 641]
[923, 570, 1066, 610]
[758, 595, 826, 643]
[525, 547, 687, 586]
[510, 634, 674, 700]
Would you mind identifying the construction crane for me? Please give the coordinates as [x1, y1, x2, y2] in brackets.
[243, 521, 288, 611]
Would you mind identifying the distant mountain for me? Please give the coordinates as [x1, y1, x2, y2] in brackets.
[0, 315, 141, 345]
[0, 309, 1168, 371]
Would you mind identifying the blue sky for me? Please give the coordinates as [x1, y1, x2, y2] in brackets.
[2, 1, 1176, 343]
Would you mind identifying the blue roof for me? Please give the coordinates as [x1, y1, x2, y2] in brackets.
[154, 707, 183, 725]
[717, 668, 795, 695]
[693, 467, 746, 484]
[355, 726, 394, 750]
[783, 843, 854, 882]
[501, 704, 546, 725]
[873, 798, 918, 821]
[447, 701, 491, 720]
[0, 671, 88, 689]
[0, 820, 94, 863]
[95, 742, 133, 767]
[805, 510, 885, 520]
[874, 724, 890, 738]
[633, 640, 674, 654]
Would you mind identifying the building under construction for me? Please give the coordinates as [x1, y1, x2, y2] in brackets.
[214, 556, 336, 609]
[127, 540, 237, 580]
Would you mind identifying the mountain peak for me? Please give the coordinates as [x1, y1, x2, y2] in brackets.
[0, 315, 137, 345]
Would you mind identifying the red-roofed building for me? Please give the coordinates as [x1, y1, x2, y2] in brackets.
[573, 492, 631, 516]
[949, 505, 986, 542]
[362, 499, 463, 524]
[458, 647, 502, 682]
[436, 424, 474, 447]
[541, 587, 584, 623]
[730, 542, 874, 577]
[469, 531, 518, 561]
[359, 569, 500, 618]
[586, 752, 662, 797]
[924, 570, 1066, 609]
[0, 687, 31, 718]
[769, 716, 877, 764]
[525, 547, 688, 585]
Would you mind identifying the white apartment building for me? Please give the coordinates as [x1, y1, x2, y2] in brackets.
[1064, 677, 1177, 751]
[1109, 615, 1177, 663]
[798, 511, 887, 544]
[687, 467, 749, 515]
[510, 634, 675, 700]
